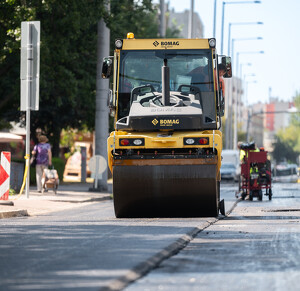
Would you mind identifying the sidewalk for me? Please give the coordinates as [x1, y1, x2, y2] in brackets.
[0, 182, 112, 219]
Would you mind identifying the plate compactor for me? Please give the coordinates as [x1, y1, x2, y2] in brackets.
[102, 33, 232, 218]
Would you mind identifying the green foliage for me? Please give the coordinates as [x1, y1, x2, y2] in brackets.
[52, 157, 65, 181]
[30, 165, 36, 185]
[165, 13, 182, 38]
[0, 0, 177, 157]
[109, 0, 159, 50]
[30, 157, 65, 184]
[272, 135, 299, 164]
[272, 92, 300, 163]
[9, 188, 16, 195]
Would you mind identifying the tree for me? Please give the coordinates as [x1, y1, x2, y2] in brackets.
[272, 135, 299, 164]
[0, 0, 164, 156]
[0, 1, 34, 128]
[272, 92, 300, 163]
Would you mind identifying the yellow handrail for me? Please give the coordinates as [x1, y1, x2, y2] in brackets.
[11, 154, 30, 200]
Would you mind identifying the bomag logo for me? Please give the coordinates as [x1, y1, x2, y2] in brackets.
[161, 41, 179, 46]
[153, 41, 159, 47]
[153, 40, 180, 47]
[152, 118, 158, 125]
[160, 119, 180, 126]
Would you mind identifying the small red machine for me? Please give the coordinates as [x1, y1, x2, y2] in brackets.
[239, 143, 272, 201]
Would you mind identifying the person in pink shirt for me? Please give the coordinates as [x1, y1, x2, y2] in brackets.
[32, 135, 52, 193]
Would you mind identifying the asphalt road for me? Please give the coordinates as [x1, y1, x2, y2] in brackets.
[2, 182, 298, 291]
[0, 183, 237, 291]
[125, 182, 300, 291]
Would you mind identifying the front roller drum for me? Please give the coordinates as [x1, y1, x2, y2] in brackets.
[113, 164, 219, 218]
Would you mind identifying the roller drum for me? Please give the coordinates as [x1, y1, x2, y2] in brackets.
[113, 164, 218, 218]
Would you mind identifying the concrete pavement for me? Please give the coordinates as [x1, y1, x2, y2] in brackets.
[0, 182, 112, 219]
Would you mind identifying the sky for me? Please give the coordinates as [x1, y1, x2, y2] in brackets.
[154, 0, 300, 105]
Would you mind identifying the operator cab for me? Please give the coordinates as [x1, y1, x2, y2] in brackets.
[102, 35, 232, 132]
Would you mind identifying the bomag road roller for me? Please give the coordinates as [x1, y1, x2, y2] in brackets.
[102, 33, 232, 218]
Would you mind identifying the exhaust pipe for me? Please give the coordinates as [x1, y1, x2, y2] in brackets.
[162, 59, 170, 106]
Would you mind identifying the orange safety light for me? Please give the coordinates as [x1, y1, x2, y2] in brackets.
[127, 32, 135, 39]
[120, 139, 130, 146]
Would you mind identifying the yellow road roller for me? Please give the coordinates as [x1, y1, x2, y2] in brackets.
[102, 33, 232, 218]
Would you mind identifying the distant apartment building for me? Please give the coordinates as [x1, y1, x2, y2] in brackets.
[263, 98, 295, 151]
[250, 102, 265, 148]
[243, 98, 295, 151]
[224, 77, 243, 149]
[167, 9, 204, 38]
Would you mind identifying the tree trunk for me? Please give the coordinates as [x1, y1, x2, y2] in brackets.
[51, 126, 61, 158]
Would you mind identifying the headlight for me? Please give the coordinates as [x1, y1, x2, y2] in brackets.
[185, 138, 195, 145]
[133, 139, 143, 146]
[208, 38, 216, 48]
[115, 39, 123, 49]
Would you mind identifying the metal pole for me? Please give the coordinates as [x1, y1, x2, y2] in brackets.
[233, 52, 240, 150]
[95, 19, 110, 191]
[246, 109, 251, 142]
[228, 23, 231, 56]
[221, 2, 225, 54]
[226, 38, 235, 149]
[213, 0, 217, 38]
[188, 0, 194, 38]
[160, 0, 166, 38]
[25, 108, 30, 198]
[25, 24, 33, 199]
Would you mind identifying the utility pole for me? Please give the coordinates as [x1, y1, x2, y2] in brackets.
[94, 11, 110, 191]
[188, 0, 194, 38]
[213, 0, 217, 38]
[159, 0, 166, 38]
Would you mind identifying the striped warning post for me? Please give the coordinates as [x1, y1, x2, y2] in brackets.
[0, 152, 11, 200]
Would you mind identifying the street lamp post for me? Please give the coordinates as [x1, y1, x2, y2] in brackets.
[244, 79, 257, 107]
[188, 0, 194, 38]
[228, 22, 263, 56]
[225, 38, 262, 149]
[213, 0, 217, 38]
[233, 50, 264, 149]
[238, 64, 252, 136]
[221, 0, 261, 54]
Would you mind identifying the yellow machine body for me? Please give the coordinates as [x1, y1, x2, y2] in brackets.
[104, 34, 231, 217]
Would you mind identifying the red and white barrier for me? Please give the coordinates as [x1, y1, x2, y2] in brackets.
[0, 152, 11, 200]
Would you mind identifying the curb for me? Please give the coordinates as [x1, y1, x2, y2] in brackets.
[49, 196, 112, 204]
[0, 210, 28, 219]
[0, 195, 112, 219]
[100, 218, 218, 291]
[100, 199, 240, 291]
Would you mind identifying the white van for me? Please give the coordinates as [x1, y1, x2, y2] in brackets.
[221, 150, 240, 182]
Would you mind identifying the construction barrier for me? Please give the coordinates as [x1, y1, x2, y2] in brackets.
[0, 152, 11, 200]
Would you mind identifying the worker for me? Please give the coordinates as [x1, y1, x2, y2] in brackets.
[215, 63, 226, 97]
[250, 163, 259, 186]
[238, 141, 246, 162]
[187, 65, 209, 91]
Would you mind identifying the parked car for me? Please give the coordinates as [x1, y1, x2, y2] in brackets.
[273, 164, 298, 183]
[221, 162, 239, 182]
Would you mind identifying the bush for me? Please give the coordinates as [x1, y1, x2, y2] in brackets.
[52, 157, 65, 181]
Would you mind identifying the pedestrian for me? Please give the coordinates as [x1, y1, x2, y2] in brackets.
[32, 135, 52, 193]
